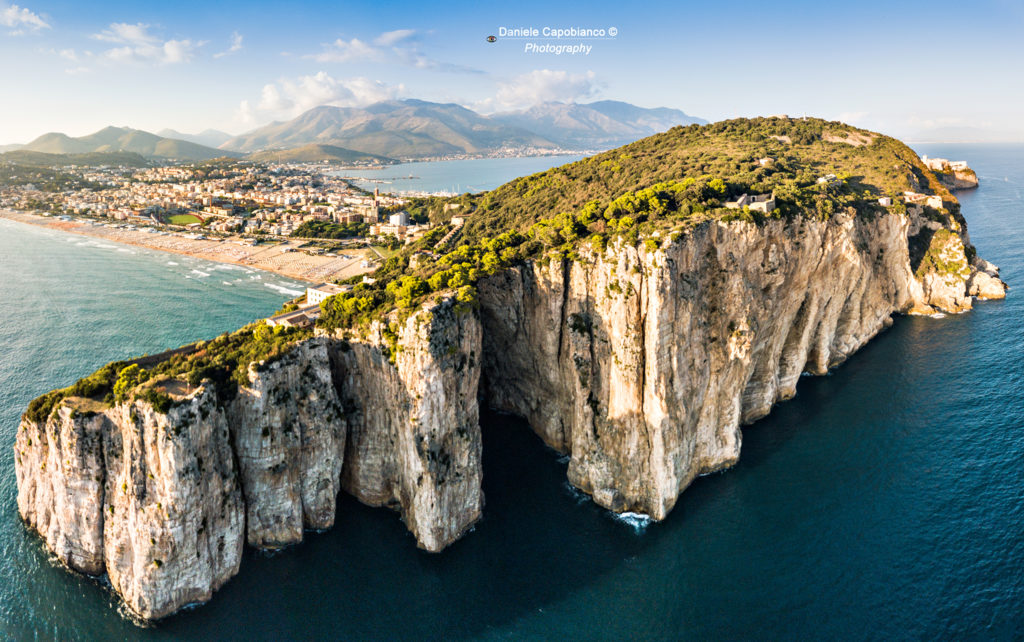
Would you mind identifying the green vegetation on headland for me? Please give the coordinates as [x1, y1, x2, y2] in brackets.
[291, 220, 369, 239]
[25, 324, 310, 423]
[26, 117, 964, 422]
[318, 117, 959, 332]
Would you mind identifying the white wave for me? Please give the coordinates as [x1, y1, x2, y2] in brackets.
[222, 281, 233, 286]
[167, 261, 179, 266]
[929, 313, 947, 319]
[263, 283, 304, 297]
[191, 269, 211, 277]
[563, 481, 590, 505]
[614, 511, 653, 533]
[116, 248, 134, 254]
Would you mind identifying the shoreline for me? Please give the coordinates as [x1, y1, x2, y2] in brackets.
[0, 209, 376, 285]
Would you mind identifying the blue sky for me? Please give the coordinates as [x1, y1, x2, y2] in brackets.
[1, 0, 1022, 143]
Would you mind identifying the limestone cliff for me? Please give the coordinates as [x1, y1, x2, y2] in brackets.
[15, 299, 479, 620]
[14, 174, 1006, 621]
[937, 169, 980, 191]
[477, 205, 1003, 519]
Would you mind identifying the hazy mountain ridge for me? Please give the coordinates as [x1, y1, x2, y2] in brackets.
[156, 128, 234, 149]
[221, 99, 704, 158]
[222, 100, 558, 158]
[492, 100, 707, 149]
[22, 127, 238, 161]
[12, 99, 706, 163]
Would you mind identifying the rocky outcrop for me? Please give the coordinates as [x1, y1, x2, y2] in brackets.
[331, 299, 483, 552]
[477, 207, 1004, 519]
[14, 298, 480, 620]
[16, 388, 246, 620]
[937, 169, 979, 191]
[229, 338, 347, 548]
[14, 203, 1005, 621]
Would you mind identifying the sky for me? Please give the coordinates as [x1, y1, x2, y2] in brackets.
[1, 0, 1023, 144]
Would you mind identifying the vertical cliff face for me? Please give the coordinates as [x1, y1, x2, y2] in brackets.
[16, 405, 109, 575]
[331, 299, 483, 552]
[101, 389, 245, 621]
[16, 387, 246, 620]
[14, 297, 482, 619]
[230, 338, 347, 548]
[478, 208, 1003, 519]
[14, 204, 1004, 621]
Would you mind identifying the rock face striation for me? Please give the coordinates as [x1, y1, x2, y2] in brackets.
[15, 203, 1005, 620]
[15, 301, 481, 620]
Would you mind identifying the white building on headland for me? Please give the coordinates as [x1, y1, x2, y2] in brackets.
[305, 283, 350, 306]
[724, 193, 775, 213]
[922, 156, 970, 172]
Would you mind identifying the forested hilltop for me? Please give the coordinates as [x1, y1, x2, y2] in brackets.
[24, 117, 967, 423]
[318, 116, 961, 331]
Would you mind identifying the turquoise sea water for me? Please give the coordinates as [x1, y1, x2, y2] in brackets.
[335, 155, 585, 195]
[2, 145, 1023, 638]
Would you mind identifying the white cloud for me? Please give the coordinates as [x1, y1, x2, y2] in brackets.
[237, 71, 404, 125]
[481, 69, 602, 111]
[307, 29, 482, 74]
[214, 31, 243, 58]
[1, 3, 49, 34]
[374, 29, 415, 46]
[309, 36, 381, 63]
[92, 22, 201, 65]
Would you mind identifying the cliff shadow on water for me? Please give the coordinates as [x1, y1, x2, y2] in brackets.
[12, 122, 1013, 625]
[144, 408, 673, 640]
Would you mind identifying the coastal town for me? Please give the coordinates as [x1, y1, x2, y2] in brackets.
[0, 159, 448, 282]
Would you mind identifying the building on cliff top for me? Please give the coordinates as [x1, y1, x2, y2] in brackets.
[725, 193, 775, 213]
[306, 283, 349, 307]
[903, 192, 943, 209]
[922, 156, 970, 172]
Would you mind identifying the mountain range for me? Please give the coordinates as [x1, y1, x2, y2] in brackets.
[491, 100, 706, 149]
[221, 99, 705, 157]
[20, 126, 239, 161]
[156, 128, 234, 149]
[221, 100, 554, 158]
[10, 99, 705, 163]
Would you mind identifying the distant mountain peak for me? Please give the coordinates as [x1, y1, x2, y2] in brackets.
[22, 127, 238, 161]
[220, 98, 706, 158]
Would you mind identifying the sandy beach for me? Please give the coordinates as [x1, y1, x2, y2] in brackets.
[0, 210, 377, 284]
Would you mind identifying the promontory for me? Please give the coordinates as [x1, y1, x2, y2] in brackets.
[14, 117, 1006, 620]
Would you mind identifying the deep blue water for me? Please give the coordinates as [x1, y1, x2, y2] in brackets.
[2, 144, 1024, 639]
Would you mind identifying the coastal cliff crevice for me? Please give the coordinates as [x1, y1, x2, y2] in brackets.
[15, 203, 1005, 621]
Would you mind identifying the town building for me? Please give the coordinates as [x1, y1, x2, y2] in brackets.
[305, 283, 350, 306]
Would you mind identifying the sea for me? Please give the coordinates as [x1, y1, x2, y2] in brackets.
[334, 155, 586, 195]
[1, 146, 1023, 639]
